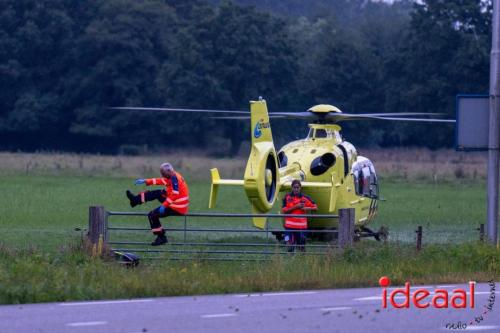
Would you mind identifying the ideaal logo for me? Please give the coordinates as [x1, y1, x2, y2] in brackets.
[378, 276, 496, 330]
[379, 276, 475, 309]
[253, 119, 270, 138]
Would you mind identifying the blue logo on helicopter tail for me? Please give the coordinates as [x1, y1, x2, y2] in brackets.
[254, 122, 262, 138]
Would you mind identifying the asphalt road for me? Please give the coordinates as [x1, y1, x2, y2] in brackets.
[0, 282, 498, 333]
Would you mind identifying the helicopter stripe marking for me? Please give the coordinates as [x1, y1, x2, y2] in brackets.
[234, 291, 317, 298]
[201, 313, 237, 319]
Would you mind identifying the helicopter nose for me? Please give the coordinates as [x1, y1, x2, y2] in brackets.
[265, 168, 273, 186]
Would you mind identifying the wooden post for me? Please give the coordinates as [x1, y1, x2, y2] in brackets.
[338, 208, 355, 248]
[416, 226, 423, 251]
[88, 206, 108, 255]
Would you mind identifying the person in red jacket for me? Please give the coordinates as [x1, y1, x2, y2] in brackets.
[126, 162, 189, 246]
[282, 179, 317, 252]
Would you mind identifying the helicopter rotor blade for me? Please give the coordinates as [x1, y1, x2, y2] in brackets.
[267, 111, 451, 122]
[366, 116, 456, 123]
[265, 112, 317, 119]
[111, 107, 455, 122]
[109, 106, 250, 114]
[209, 115, 287, 119]
[324, 113, 455, 123]
[339, 112, 446, 117]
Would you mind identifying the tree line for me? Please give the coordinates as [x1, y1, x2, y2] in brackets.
[0, 0, 492, 155]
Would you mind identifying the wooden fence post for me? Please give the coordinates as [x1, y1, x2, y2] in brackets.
[338, 208, 355, 248]
[88, 206, 108, 255]
[416, 226, 423, 251]
[479, 224, 485, 242]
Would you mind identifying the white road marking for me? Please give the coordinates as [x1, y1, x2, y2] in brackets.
[355, 291, 499, 301]
[387, 285, 434, 290]
[66, 321, 107, 327]
[234, 291, 317, 298]
[263, 291, 317, 297]
[464, 326, 500, 331]
[475, 291, 500, 295]
[60, 299, 154, 306]
[201, 313, 238, 319]
[387, 284, 466, 290]
[354, 296, 383, 301]
[321, 307, 352, 311]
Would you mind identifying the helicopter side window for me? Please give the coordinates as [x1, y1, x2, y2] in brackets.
[352, 157, 378, 198]
[278, 151, 288, 167]
[310, 153, 336, 176]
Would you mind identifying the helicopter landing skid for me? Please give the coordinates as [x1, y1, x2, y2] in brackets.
[273, 230, 338, 242]
[272, 226, 388, 243]
[354, 226, 388, 242]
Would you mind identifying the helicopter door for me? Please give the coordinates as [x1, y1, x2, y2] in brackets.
[352, 156, 378, 198]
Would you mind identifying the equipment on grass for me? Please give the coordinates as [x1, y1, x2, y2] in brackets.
[114, 251, 140, 267]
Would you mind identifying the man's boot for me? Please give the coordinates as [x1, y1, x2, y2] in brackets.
[126, 190, 141, 208]
[151, 233, 168, 246]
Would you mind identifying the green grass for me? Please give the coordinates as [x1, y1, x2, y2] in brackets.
[0, 174, 487, 251]
[373, 179, 486, 243]
[0, 241, 497, 304]
[0, 173, 496, 304]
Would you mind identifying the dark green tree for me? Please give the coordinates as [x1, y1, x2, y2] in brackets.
[0, 0, 80, 146]
[382, 0, 491, 147]
[157, 0, 299, 154]
[67, 0, 177, 148]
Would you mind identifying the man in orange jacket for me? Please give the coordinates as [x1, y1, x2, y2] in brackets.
[126, 162, 189, 246]
[282, 179, 317, 252]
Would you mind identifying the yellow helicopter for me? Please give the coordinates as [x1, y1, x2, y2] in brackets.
[113, 98, 455, 240]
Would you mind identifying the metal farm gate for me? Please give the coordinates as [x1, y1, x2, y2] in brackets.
[87, 207, 356, 261]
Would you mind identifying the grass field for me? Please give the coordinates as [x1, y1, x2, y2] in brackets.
[0, 151, 497, 304]
[1, 242, 498, 304]
[0, 174, 487, 251]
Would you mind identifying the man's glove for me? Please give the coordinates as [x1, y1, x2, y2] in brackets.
[135, 179, 145, 185]
[158, 205, 166, 215]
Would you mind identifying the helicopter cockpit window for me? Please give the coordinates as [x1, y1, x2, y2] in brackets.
[307, 128, 330, 139]
[315, 129, 328, 138]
